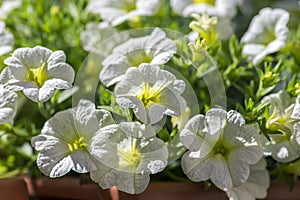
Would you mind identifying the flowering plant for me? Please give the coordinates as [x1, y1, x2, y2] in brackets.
[1, 0, 300, 199]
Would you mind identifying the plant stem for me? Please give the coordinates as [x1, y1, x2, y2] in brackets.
[165, 170, 190, 182]
[38, 102, 50, 119]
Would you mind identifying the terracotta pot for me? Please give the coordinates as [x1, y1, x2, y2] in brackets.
[25, 176, 226, 200]
[25, 175, 110, 200]
[0, 177, 29, 200]
[115, 182, 227, 200]
[265, 181, 300, 200]
[24, 176, 300, 200]
[115, 181, 300, 200]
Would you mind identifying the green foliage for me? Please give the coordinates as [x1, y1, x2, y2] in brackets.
[5, 0, 99, 71]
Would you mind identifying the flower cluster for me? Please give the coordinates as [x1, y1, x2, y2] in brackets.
[0, 0, 300, 199]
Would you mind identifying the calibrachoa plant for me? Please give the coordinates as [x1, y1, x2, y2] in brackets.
[0, 0, 300, 199]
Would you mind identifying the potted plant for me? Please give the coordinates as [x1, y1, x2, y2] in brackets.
[1, 0, 300, 199]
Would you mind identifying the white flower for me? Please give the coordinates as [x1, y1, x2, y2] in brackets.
[80, 22, 117, 53]
[90, 122, 168, 194]
[170, 0, 241, 18]
[114, 64, 186, 125]
[0, 0, 21, 19]
[189, 12, 218, 45]
[80, 22, 130, 55]
[0, 85, 18, 124]
[0, 21, 14, 56]
[86, 0, 160, 26]
[241, 8, 290, 64]
[0, 46, 75, 102]
[224, 158, 270, 200]
[31, 99, 115, 177]
[99, 28, 176, 87]
[180, 108, 263, 189]
[262, 90, 298, 133]
[260, 91, 300, 162]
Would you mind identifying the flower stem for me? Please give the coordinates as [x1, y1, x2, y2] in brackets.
[38, 102, 50, 119]
[165, 170, 190, 182]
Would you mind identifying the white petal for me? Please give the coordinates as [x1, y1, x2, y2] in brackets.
[23, 86, 39, 102]
[47, 63, 75, 83]
[147, 104, 166, 124]
[0, 45, 12, 55]
[41, 109, 77, 142]
[242, 44, 265, 57]
[47, 50, 66, 65]
[291, 96, 300, 119]
[150, 52, 175, 65]
[180, 115, 208, 150]
[75, 99, 110, 137]
[0, 86, 18, 124]
[70, 149, 97, 172]
[113, 37, 147, 56]
[253, 40, 286, 64]
[13, 46, 52, 69]
[115, 170, 150, 194]
[38, 79, 72, 102]
[90, 126, 120, 168]
[182, 151, 217, 182]
[170, 0, 192, 16]
[91, 163, 150, 194]
[119, 122, 156, 138]
[137, 0, 160, 14]
[33, 136, 73, 177]
[206, 108, 227, 136]
[2, 59, 28, 81]
[230, 146, 263, 166]
[209, 155, 235, 189]
[146, 28, 176, 56]
[264, 135, 300, 162]
[100, 54, 131, 87]
[0, 0, 21, 18]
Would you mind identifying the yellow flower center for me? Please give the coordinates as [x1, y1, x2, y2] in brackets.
[193, 0, 215, 5]
[68, 137, 87, 152]
[124, 0, 137, 12]
[137, 84, 162, 107]
[266, 105, 296, 134]
[118, 139, 142, 168]
[127, 51, 152, 67]
[212, 140, 229, 157]
[258, 29, 276, 45]
[27, 63, 47, 88]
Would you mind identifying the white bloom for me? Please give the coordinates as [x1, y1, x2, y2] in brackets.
[180, 108, 263, 189]
[31, 99, 115, 177]
[80, 22, 117, 53]
[80, 22, 130, 55]
[99, 28, 176, 87]
[241, 8, 290, 64]
[0, 46, 75, 102]
[0, 0, 21, 19]
[170, 0, 241, 18]
[224, 158, 270, 200]
[114, 64, 186, 124]
[90, 122, 168, 194]
[86, 0, 160, 26]
[0, 21, 14, 56]
[262, 90, 298, 133]
[188, 18, 234, 41]
[260, 91, 300, 162]
[0, 85, 18, 124]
